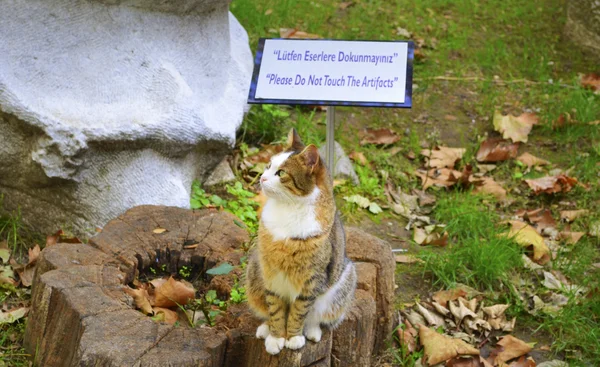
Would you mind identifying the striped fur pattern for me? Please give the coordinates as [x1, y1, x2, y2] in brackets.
[245, 129, 357, 355]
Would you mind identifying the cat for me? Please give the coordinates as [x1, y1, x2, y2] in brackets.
[245, 128, 357, 355]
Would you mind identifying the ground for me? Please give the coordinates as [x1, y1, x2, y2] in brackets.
[1, 0, 599, 366]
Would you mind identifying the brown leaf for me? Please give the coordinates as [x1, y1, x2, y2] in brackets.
[448, 300, 477, 324]
[508, 356, 536, 367]
[476, 138, 519, 162]
[504, 220, 550, 265]
[154, 276, 195, 308]
[519, 208, 557, 232]
[0, 307, 29, 324]
[420, 324, 480, 365]
[152, 307, 179, 325]
[492, 335, 533, 365]
[412, 189, 437, 206]
[46, 230, 62, 247]
[28, 245, 41, 265]
[517, 153, 550, 168]
[348, 151, 368, 165]
[338, 1, 355, 10]
[414, 226, 448, 247]
[581, 73, 600, 92]
[124, 287, 154, 315]
[415, 168, 463, 190]
[472, 177, 507, 201]
[482, 304, 510, 319]
[447, 357, 486, 367]
[558, 231, 584, 245]
[433, 288, 468, 308]
[359, 128, 401, 145]
[279, 28, 320, 39]
[559, 209, 588, 222]
[421, 146, 466, 168]
[397, 319, 418, 353]
[525, 175, 578, 195]
[493, 111, 539, 143]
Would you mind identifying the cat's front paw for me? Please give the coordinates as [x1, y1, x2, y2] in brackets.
[265, 335, 285, 355]
[256, 323, 270, 339]
[285, 335, 306, 350]
[304, 325, 322, 342]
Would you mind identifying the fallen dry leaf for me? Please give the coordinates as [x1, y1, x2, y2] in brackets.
[492, 335, 533, 365]
[493, 111, 539, 143]
[420, 324, 480, 365]
[559, 209, 588, 222]
[413, 189, 437, 206]
[153, 277, 195, 308]
[517, 208, 557, 232]
[421, 146, 466, 169]
[483, 304, 510, 319]
[476, 138, 519, 162]
[0, 307, 28, 324]
[359, 128, 401, 145]
[415, 168, 463, 190]
[433, 288, 468, 308]
[558, 231, 584, 245]
[279, 28, 320, 39]
[581, 73, 600, 93]
[414, 225, 448, 247]
[28, 244, 41, 264]
[447, 357, 487, 367]
[124, 287, 154, 315]
[505, 220, 550, 264]
[397, 319, 418, 353]
[348, 151, 368, 165]
[0, 265, 17, 286]
[525, 175, 578, 195]
[416, 302, 446, 328]
[448, 300, 477, 324]
[152, 228, 167, 234]
[152, 307, 179, 325]
[517, 153, 550, 168]
[472, 177, 507, 201]
[508, 356, 537, 367]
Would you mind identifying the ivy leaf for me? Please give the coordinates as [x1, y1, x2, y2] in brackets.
[190, 198, 202, 209]
[206, 263, 235, 275]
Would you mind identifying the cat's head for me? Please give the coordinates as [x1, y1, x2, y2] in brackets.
[260, 129, 327, 201]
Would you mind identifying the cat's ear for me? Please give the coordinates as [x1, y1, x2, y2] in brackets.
[286, 128, 305, 151]
[301, 144, 320, 173]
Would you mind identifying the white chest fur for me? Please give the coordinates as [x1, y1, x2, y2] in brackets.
[261, 191, 322, 241]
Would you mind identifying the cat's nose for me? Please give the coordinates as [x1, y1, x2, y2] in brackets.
[260, 176, 267, 183]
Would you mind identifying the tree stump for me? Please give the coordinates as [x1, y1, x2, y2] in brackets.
[566, 0, 600, 58]
[25, 206, 396, 366]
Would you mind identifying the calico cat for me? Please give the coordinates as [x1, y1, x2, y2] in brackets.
[245, 128, 357, 355]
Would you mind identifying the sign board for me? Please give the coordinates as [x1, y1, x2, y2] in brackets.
[248, 38, 413, 108]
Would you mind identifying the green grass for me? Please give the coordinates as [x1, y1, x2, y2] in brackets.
[418, 192, 524, 291]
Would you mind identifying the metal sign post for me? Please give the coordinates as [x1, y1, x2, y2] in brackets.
[326, 106, 336, 178]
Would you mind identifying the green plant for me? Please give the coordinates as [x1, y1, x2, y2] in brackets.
[191, 181, 260, 233]
[239, 104, 290, 145]
[178, 266, 191, 279]
[184, 290, 224, 327]
[418, 192, 524, 292]
[230, 281, 246, 304]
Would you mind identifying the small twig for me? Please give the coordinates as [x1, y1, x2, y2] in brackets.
[413, 76, 578, 89]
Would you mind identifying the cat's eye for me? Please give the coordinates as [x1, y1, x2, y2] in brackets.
[276, 170, 286, 177]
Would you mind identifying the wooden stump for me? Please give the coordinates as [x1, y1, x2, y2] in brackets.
[24, 206, 396, 367]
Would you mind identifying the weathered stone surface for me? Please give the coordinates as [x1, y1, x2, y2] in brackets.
[204, 158, 237, 187]
[319, 141, 360, 184]
[345, 226, 397, 355]
[566, 0, 600, 58]
[25, 206, 394, 366]
[0, 0, 253, 236]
